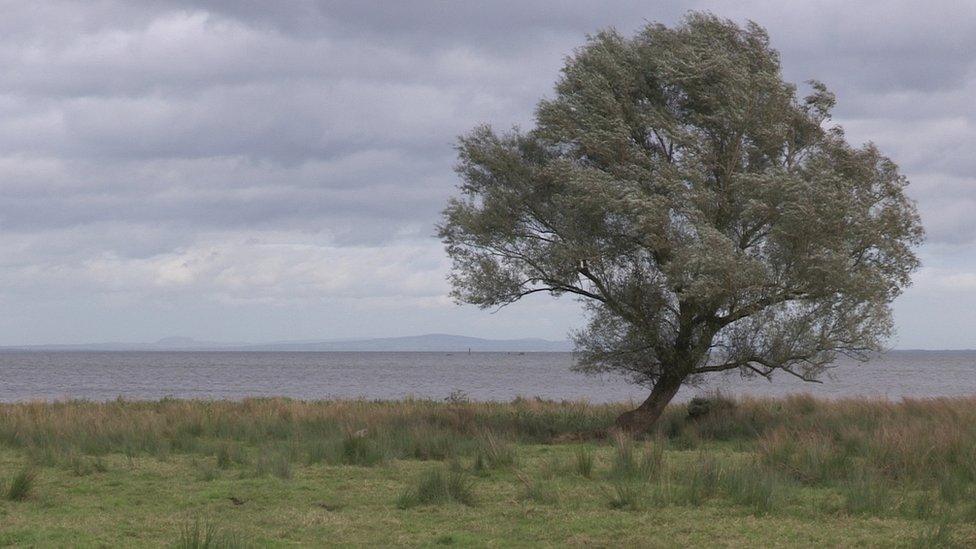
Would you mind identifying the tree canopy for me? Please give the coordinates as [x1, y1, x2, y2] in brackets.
[439, 13, 924, 431]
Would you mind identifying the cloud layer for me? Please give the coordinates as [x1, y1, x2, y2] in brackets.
[1, 1, 974, 347]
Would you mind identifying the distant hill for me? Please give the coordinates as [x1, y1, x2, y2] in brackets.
[2, 334, 573, 353]
[238, 334, 572, 352]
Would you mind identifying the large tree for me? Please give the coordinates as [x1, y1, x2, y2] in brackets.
[439, 13, 923, 432]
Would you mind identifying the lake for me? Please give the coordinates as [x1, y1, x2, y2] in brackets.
[1, 350, 974, 403]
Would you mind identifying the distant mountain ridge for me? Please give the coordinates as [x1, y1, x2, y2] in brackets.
[2, 334, 573, 352]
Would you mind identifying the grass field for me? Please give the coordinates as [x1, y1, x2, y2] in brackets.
[0, 394, 974, 547]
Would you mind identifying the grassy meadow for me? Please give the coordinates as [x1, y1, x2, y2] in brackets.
[0, 394, 975, 547]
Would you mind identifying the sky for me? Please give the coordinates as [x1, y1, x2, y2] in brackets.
[1, 1, 975, 348]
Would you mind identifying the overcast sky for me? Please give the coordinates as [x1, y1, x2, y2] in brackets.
[1, 1, 974, 348]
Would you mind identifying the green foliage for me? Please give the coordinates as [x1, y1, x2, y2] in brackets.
[440, 12, 923, 423]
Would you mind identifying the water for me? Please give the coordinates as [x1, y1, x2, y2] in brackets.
[1, 350, 975, 404]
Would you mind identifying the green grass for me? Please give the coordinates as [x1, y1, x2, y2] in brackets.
[0, 395, 974, 546]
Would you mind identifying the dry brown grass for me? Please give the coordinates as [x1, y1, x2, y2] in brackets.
[0, 397, 622, 468]
[3, 394, 976, 490]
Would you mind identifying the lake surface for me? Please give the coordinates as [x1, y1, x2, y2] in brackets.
[1, 350, 975, 403]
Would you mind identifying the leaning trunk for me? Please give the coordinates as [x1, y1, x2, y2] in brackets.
[614, 375, 683, 434]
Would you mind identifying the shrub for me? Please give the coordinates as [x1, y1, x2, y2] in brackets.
[687, 394, 735, 420]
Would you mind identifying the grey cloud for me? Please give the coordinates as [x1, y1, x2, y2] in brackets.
[0, 1, 974, 344]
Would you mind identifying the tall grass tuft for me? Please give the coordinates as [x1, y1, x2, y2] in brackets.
[608, 432, 663, 480]
[841, 473, 891, 516]
[682, 454, 721, 506]
[340, 431, 385, 467]
[397, 426, 461, 461]
[911, 520, 957, 549]
[176, 518, 247, 549]
[397, 468, 476, 509]
[473, 432, 516, 472]
[516, 471, 558, 504]
[254, 450, 292, 480]
[719, 463, 786, 515]
[215, 443, 246, 469]
[603, 480, 643, 510]
[758, 428, 850, 485]
[5, 469, 36, 501]
[574, 446, 594, 478]
[937, 472, 971, 504]
[67, 453, 108, 476]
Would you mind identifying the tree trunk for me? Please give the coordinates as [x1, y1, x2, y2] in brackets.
[614, 375, 683, 434]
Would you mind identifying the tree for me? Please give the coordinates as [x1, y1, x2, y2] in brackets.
[438, 13, 924, 433]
